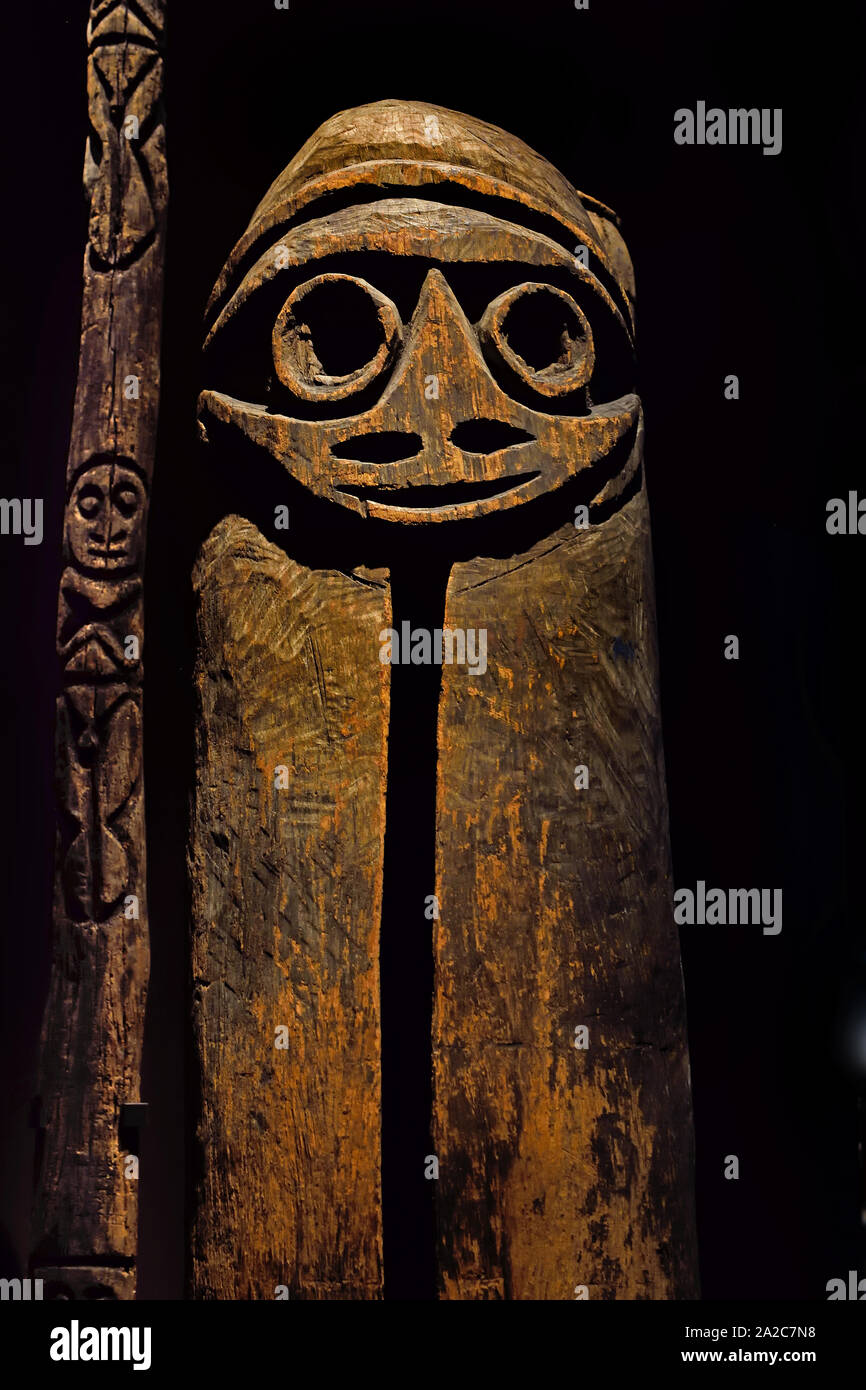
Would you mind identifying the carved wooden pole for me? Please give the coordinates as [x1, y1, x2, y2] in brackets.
[192, 100, 697, 1299]
[31, 0, 167, 1301]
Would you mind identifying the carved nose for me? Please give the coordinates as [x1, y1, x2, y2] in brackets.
[379, 270, 492, 411]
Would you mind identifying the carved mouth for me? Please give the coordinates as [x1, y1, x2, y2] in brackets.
[337, 472, 539, 509]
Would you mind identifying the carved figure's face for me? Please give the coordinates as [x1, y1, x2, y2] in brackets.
[200, 198, 639, 526]
[66, 462, 146, 570]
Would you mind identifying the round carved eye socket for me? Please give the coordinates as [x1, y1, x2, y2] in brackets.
[478, 283, 595, 397]
[76, 484, 104, 519]
[272, 273, 402, 402]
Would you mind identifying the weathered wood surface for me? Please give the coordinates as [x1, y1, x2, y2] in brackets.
[434, 486, 698, 1299]
[31, 0, 167, 1298]
[193, 100, 697, 1298]
[206, 102, 630, 334]
[189, 518, 390, 1299]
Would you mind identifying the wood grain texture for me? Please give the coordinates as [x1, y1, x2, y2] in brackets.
[32, 0, 167, 1297]
[206, 202, 629, 350]
[189, 517, 390, 1298]
[206, 99, 632, 333]
[433, 485, 698, 1299]
[192, 100, 697, 1299]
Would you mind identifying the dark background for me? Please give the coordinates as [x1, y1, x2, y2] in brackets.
[1, 0, 864, 1300]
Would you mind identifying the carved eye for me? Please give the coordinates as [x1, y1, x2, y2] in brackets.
[112, 484, 140, 518]
[272, 273, 402, 402]
[77, 484, 105, 519]
[478, 283, 594, 397]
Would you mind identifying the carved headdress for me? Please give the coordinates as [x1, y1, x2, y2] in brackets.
[205, 99, 636, 327]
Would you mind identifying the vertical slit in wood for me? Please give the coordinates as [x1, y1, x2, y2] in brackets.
[380, 556, 449, 1300]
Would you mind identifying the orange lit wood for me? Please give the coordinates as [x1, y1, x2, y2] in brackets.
[192, 100, 698, 1299]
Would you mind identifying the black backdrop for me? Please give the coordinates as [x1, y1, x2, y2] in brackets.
[1, 0, 864, 1301]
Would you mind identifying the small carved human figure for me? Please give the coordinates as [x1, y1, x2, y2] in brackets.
[31, 0, 165, 1306]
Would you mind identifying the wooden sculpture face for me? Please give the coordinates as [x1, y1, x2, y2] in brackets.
[187, 102, 699, 1302]
[199, 205, 639, 525]
[65, 460, 147, 573]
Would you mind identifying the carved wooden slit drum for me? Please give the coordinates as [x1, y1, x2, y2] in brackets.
[189, 99, 699, 1299]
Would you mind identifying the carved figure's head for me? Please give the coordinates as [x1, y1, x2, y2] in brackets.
[66, 459, 147, 572]
[200, 100, 640, 525]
